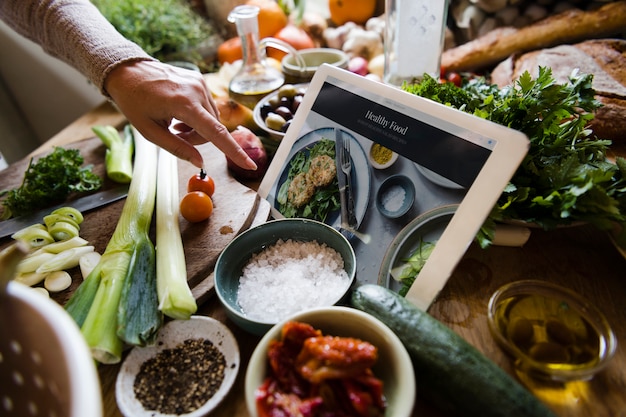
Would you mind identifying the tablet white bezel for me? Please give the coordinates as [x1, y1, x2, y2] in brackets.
[258, 64, 529, 310]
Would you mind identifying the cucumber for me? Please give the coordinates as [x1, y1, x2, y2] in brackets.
[351, 284, 557, 417]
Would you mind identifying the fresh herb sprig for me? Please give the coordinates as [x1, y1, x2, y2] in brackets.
[92, 0, 215, 69]
[403, 67, 626, 247]
[1, 147, 102, 219]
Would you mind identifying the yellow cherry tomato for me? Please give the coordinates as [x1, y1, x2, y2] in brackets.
[180, 191, 213, 223]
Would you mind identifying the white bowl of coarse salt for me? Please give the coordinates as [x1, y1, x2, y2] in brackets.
[214, 218, 356, 335]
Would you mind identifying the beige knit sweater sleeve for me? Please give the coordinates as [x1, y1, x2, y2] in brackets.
[0, 0, 156, 95]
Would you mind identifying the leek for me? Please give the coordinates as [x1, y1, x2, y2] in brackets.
[117, 238, 161, 345]
[50, 207, 84, 224]
[155, 149, 197, 319]
[65, 127, 158, 364]
[36, 245, 95, 274]
[16, 252, 55, 273]
[92, 124, 134, 184]
[15, 271, 48, 286]
[12, 224, 54, 248]
[40, 236, 89, 254]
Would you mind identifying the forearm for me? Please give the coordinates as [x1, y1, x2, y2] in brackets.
[0, 0, 155, 95]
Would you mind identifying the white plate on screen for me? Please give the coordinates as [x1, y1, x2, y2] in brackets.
[415, 164, 464, 190]
[272, 127, 370, 229]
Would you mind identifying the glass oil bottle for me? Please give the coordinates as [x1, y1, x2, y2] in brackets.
[227, 5, 285, 109]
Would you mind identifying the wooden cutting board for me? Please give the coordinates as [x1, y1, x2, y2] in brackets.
[0, 136, 270, 305]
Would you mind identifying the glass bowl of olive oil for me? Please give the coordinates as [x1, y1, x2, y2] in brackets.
[488, 280, 617, 382]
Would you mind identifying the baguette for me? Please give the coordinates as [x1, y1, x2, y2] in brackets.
[442, 1, 626, 72]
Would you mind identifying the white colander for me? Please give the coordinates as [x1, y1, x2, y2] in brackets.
[0, 243, 102, 417]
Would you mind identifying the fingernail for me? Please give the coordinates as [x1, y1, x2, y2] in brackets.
[191, 155, 204, 169]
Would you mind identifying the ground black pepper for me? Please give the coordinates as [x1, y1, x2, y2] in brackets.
[133, 338, 227, 414]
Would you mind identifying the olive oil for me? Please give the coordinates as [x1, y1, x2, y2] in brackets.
[493, 293, 602, 374]
[227, 6, 285, 110]
[229, 77, 283, 110]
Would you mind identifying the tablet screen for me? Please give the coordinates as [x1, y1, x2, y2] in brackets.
[258, 65, 528, 310]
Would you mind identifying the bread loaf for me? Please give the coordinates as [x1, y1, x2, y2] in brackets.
[491, 39, 626, 141]
[441, 1, 626, 73]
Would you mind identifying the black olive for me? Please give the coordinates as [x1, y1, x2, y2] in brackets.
[274, 106, 293, 120]
[292, 95, 303, 113]
[279, 96, 292, 108]
[259, 103, 273, 120]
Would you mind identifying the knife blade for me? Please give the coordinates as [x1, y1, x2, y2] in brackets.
[342, 137, 358, 229]
[334, 128, 349, 230]
[0, 185, 129, 239]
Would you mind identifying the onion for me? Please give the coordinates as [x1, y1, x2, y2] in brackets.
[348, 56, 369, 76]
[227, 126, 269, 181]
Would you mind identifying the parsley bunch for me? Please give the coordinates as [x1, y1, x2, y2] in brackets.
[403, 67, 626, 247]
[1, 147, 102, 219]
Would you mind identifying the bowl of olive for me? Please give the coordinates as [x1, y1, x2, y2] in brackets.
[254, 83, 308, 141]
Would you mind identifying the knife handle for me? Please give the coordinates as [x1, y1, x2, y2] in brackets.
[345, 173, 358, 228]
[338, 184, 348, 226]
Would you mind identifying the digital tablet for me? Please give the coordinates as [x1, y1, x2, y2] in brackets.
[258, 64, 529, 310]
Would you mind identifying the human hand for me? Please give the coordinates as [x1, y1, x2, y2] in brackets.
[104, 60, 257, 171]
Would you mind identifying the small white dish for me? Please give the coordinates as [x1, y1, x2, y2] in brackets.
[368, 142, 398, 169]
[116, 316, 240, 417]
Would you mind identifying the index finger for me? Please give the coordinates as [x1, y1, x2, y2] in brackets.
[180, 103, 258, 171]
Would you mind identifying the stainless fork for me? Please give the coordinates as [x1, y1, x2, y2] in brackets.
[340, 138, 357, 228]
[340, 137, 351, 181]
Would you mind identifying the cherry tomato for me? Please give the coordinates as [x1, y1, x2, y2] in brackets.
[180, 191, 213, 222]
[447, 72, 462, 87]
[187, 169, 215, 197]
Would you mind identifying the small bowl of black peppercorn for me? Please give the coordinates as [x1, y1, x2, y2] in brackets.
[254, 83, 308, 141]
[116, 316, 240, 417]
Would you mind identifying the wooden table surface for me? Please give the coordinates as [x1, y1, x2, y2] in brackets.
[39, 101, 626, 417]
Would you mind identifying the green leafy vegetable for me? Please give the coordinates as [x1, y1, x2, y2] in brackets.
[391, 239, 436, 297]
[92, 125, 134, 184]
[277, 139, 340, 222]
[403, 68, 626, 247]
[92, 0, 215, 69]
[1, 147, 102, 219]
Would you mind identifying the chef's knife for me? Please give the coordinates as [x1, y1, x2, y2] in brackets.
[0, 185, 129, 239]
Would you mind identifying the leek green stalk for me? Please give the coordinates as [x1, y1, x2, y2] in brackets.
[65, 127, 158, 364]
[117, 238, 161, 345]
[92, 124, 134, 184]
[156, 149, 197, 319]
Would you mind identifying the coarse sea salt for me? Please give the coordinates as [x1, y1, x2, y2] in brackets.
[237, 239, 350, 322]
[382, 184, 406, 212]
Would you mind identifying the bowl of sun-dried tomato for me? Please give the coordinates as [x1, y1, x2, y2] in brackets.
[245, 306, 416, 417]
